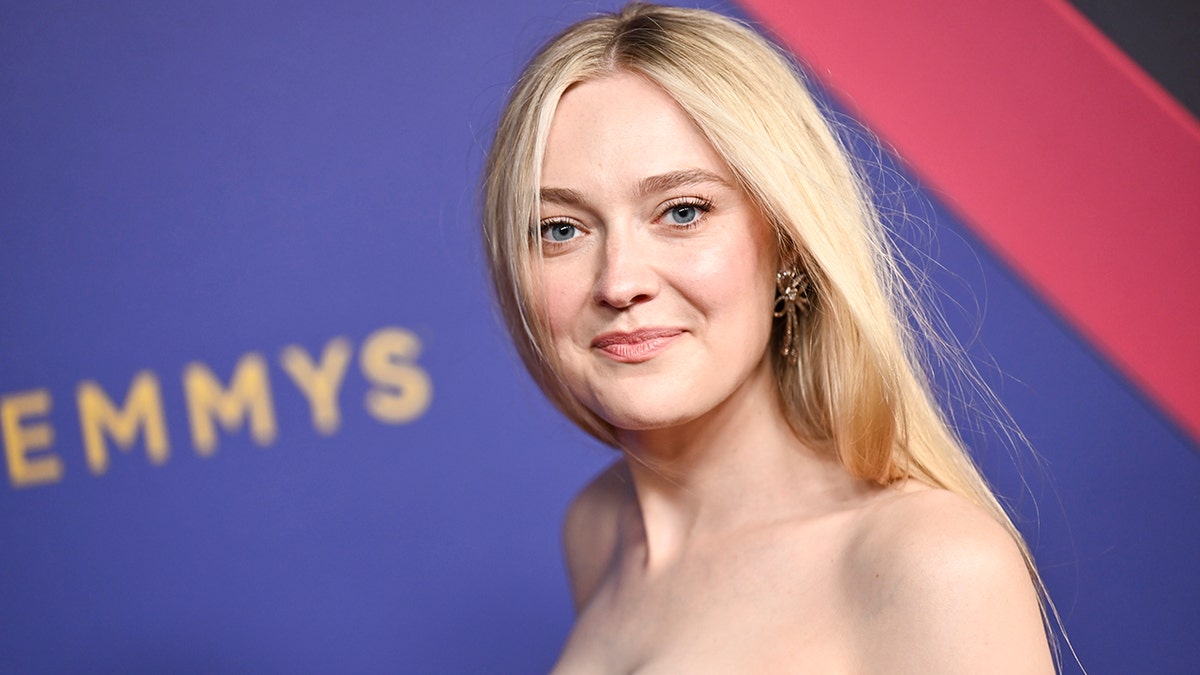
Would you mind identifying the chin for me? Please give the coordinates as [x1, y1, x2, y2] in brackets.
[600, 408, 699, 433]
[585, 388, 715, 434]
[574, 356, 773, 436]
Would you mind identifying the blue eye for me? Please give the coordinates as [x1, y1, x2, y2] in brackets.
[541, 221, 579, 243]
[665, 205, 698, 225]
[661, 200, 711, 227]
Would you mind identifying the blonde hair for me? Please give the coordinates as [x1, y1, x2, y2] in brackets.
[482, 1, 1054, 647]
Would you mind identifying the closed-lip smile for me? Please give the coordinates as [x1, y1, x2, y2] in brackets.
[591, 328, 684, 363]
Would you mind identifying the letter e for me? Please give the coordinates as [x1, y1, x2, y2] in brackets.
[1, 389, 61, 488]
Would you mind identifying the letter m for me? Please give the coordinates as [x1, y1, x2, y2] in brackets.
[78, 371, 170, 474]
[184, 353, 277, 456]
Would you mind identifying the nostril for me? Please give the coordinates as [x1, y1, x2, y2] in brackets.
[598, 291, 651, 310]
[593, 265, 656, 308]
[593, 273, 657, 309]
[592, 231, 659, 308]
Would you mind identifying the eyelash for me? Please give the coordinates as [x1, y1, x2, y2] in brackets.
[657, 196, 714, 229]
[538, 218, 583, 246]
[536, 195, 716, 247]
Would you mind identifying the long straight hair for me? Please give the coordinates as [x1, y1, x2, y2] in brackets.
[481, 1, 1057, 655]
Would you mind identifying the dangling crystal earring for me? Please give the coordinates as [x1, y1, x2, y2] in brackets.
[773, 267, 810, 361]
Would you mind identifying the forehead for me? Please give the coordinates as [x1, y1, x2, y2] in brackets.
[541, 73, 731, 191]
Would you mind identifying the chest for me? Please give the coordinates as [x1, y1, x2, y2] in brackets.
[552, 537, 857, 674]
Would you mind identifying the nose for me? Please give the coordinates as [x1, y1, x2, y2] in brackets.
[592, 227, 658, 309]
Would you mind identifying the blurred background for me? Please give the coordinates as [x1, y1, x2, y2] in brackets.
[1, 1, 1196, 672]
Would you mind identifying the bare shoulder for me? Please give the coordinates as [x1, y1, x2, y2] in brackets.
[561, 460, 631, 611]
[843, 485, 1054, 673]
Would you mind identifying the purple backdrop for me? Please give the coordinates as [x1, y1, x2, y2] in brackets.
[1, 1, 1196, 672]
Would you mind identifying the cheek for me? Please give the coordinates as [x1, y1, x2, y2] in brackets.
[675, 236, 776, 318]
[536, 267, 590, 339]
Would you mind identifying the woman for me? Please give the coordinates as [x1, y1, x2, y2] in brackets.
[482, 3, 1055, 671]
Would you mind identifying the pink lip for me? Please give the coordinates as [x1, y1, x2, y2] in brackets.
[591, 328, 684, 363]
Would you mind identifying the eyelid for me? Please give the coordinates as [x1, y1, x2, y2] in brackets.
[537, 215, 589, 248]
[655, 195, 714, 225]
[659, 195, 713, 210]
[535, 195, 714, 243]
[538, 215, 587, 231]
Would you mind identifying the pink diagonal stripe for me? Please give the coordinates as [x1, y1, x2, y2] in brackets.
[738, 0, 1200, 443]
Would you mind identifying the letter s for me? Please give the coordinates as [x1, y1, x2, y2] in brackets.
[360, 327, 431, 425]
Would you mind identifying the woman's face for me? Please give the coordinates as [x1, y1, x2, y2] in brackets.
[536, 72, 778, 432]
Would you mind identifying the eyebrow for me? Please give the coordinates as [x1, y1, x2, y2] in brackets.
[636, 168, 732, 197]
[539, 168, 732, 205]
[539, 186, 586, 206]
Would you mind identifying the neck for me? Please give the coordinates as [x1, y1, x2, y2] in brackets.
[614, 358, 858, 569]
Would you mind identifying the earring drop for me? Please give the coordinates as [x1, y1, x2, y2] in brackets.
[773, 267, 810, 360]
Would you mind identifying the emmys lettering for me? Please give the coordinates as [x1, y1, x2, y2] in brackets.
[1, 326, 432, 489]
